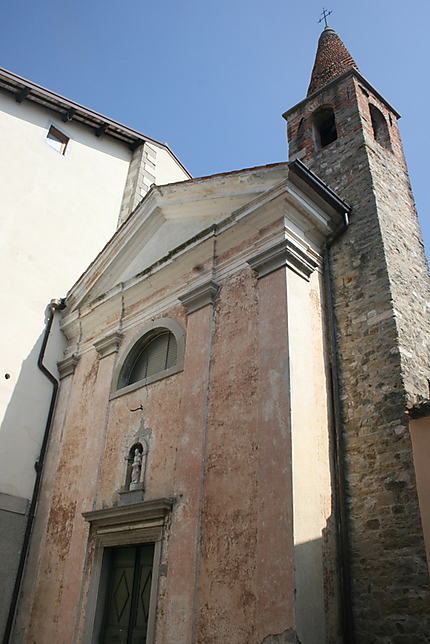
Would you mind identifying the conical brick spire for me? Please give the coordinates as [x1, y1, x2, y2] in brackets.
[307, 27, 358, 96]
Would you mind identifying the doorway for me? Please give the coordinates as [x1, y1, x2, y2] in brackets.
[100, 543, 154, 643]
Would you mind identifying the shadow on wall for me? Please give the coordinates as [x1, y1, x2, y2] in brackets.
[0, 307, 65, 640]
[293, 515, 341, 644]
[0, 308, 65, 500]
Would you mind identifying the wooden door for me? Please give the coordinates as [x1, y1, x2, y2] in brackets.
[100, 544, 154, 643]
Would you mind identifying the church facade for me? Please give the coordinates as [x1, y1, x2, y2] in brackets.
[9, 28, 430, 644]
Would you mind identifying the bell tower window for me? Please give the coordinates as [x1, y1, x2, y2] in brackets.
[313, 107, 338, 149]
[369, 104, 391, 150]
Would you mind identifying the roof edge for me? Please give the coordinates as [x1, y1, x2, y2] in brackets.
[288, 158, 351, 216]
[0, 65, 191, 178]
[66, 161, 292, 301]
[66, 160, 349, 308]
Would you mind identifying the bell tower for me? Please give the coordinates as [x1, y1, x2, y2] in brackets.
[284, 26, 430, 642]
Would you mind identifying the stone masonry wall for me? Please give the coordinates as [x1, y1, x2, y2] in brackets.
[286, 73, 430, 642]
[118, 142, 156, 226]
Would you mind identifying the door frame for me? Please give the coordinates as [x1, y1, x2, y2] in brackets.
[81, 498, 174, 644]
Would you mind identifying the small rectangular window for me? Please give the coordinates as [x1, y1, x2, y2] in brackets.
[46, 125, 69, 155]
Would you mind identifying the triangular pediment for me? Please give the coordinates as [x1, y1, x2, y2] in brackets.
[66, 163, 292, 310]
[65, 160, 348, 315]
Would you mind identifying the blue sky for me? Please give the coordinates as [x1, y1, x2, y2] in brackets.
[1, 0, 429, 257]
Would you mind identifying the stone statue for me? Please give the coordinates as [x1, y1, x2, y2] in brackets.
[130, 448, 142, 489]
[127, 439, 148, 492]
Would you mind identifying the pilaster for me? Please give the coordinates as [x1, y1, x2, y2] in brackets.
[248, 239, 318, 281]
[57, 353, 79, 379]
[163, 281, 216, 643]
[178, 279, 219, 314]
[253, 265, 296, 640]
[93, 331, 123, 359]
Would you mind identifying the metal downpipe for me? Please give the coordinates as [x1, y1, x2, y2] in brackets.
[3, 298, 66, 644]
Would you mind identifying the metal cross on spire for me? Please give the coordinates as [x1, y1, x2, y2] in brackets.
[318, 7, 333, 28]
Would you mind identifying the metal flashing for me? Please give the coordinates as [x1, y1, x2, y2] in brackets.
[288, 158, 351, 217]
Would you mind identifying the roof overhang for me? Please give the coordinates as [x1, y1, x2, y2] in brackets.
[288, 158, 351, 220]
[0, 66, 191, 177]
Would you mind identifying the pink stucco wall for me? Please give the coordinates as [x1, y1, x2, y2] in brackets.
[16, 210, 334, 643]
[410, 416, 430, 571]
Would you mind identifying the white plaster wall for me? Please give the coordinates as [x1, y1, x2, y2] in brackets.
[0, 93, 132, 500]
[287, 267, 333, 644]
[122, 219, 206, 282]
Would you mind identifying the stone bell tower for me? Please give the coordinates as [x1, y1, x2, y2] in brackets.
[284, 26, 430, 642]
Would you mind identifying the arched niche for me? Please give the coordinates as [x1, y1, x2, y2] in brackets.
[369, 104, 391, 150]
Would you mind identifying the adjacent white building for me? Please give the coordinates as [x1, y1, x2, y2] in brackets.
[0, 65, 190, 638]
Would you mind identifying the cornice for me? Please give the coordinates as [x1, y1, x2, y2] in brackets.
[179, 279, 219, 314]
[282, 68, 400, 120]
[94, 330, 123, 358]
[65, 168, 288, 311]
[247, 239, 318, 281]
[82, 497, 175, 527]
[68, 200, 165, 310]
[57, 353, 80, 379]
[66, 169, 344, 318]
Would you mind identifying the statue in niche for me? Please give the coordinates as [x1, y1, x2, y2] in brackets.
[130, 448, 142, 486]
[127, 440, 148, 491]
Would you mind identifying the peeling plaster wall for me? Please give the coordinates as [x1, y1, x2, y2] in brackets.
[15, 178, 339, 643]
[0, 94, 134, 642]
[18, 267, 334, 643]
[197, 269, 261, 643]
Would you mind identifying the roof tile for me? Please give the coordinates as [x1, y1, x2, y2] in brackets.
[307, 28, 358, 96]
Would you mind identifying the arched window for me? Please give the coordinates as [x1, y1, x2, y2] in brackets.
[313, 106, 338, 149]
[126, 330, 177, 386]
[111, 318, 185, 398]
[369, 104, 391, 150]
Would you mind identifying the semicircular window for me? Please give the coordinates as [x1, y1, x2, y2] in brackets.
[121, 330, 177, 388]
